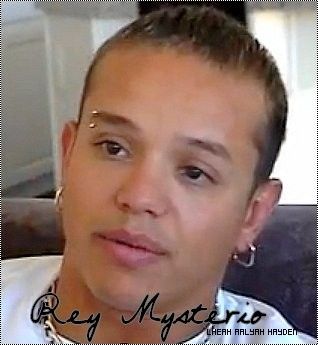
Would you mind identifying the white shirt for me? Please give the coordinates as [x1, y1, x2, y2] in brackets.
[1, 256, 315, 344]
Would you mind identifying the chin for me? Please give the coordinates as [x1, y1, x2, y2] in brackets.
[92, 282, 151, 312]
[85, 268, 159, 311]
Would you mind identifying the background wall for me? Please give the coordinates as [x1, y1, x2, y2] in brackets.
[2, 1, 41, 23]
[2, 1, 53, 195]
[249, 7, 317, 204]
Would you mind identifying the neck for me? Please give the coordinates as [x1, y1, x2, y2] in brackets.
[53, 261, 219, 343]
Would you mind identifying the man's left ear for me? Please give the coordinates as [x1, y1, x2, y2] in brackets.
[235, 179, 282, 253]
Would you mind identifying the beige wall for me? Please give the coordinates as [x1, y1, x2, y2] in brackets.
[3, 18, 53, 189]
[249, 7, 317, 204]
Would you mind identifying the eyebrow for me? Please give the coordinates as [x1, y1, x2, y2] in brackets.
[178, 136, 232, 162]
[91, 110, 232, 162]
[91, 110, 141, 133]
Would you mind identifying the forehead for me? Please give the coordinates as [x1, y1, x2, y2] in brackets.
[83, 45, 266, 163]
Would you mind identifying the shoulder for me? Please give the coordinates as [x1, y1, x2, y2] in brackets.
[2, 254, 62, 273]
[217, 290, 316, 344]
[2, 255, 62, 288]
[1, 256, 63, 343]
[2, 255, 63, 302]
[221, 289, 282, 318]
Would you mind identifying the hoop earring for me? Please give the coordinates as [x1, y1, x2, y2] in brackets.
[233, 244, 256, 268]
[55, 187, 64, 208]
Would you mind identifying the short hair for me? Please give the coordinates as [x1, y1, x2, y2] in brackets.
[78, 5, 288, 187]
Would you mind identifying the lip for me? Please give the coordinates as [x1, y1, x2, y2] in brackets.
[94, 229, 167, 268]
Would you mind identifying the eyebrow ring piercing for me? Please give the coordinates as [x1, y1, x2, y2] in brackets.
[89, 110, 100, 128]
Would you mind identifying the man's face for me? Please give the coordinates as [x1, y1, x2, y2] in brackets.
[61, 45, 267, 312]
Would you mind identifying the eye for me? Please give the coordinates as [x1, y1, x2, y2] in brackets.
[99, 140, 129, 158]
[180, 165, 214, 184]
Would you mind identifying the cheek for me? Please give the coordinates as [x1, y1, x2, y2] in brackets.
[62, 153, 125, 236]
[66, 142, 127, 199]
[177, 191, 246, 261]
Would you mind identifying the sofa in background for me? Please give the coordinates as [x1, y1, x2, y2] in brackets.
[2, 198, 316, 337]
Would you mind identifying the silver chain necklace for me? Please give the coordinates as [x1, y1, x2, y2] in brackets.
[38, 281, 214, 344]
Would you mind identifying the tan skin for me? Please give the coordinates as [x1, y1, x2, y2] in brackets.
[54, 45, 282, 343]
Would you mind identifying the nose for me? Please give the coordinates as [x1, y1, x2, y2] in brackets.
[114, 160, 169, 217]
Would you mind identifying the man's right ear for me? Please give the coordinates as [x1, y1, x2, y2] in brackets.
[61, 121, 79, 179]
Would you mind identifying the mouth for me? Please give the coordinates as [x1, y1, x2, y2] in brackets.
[94, 230, 167, 268]
[100, 236, 160, 253]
